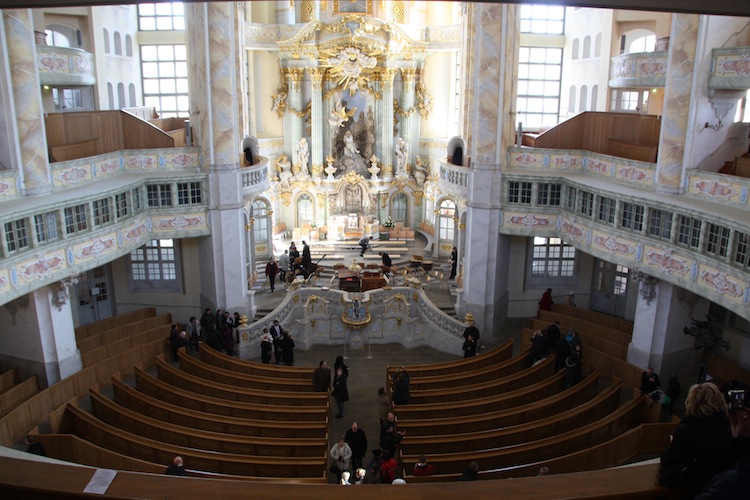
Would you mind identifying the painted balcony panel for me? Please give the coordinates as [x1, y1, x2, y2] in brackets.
[609, 51, 668, 89]
[37, 46, 96, 86]
[709, 47, 750, 90]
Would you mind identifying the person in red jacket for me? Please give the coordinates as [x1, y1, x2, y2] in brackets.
[412, 454, 434, 476]
[379, 450, 398, 483]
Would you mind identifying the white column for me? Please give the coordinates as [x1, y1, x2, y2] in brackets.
[284, 68, 305, 175]
[400, 68, 416, 168]
[309, 67, 324, 179]
[379, 68, 398, 180]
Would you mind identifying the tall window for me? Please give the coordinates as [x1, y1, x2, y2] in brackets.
[438, 199, 456, 242]
[64, 204, 88, 235]
[140, 44, 189, 118]
[4, 219, 28, 254]
[649, 208, 673, 240]
[297, 194, 313, 226]
[34, 212, 59, 244]
[579, 191, 593, 217]
[147, 184, 172, 207]
[537, 183, 561, 206]
[115, 193, 129, 219]
[597, 196, 615, 224]
[530, 237, 576, 286]
[177, 182, 202, 205]
[508, 181, 532, 204]
[677, 216, 701, 249]
[251, 200, 269, 244]
[610, 89, 649, 113]
[735, 232, 750, 268]
[517, 46, 563, 131]
[92, 198, 112, 227]
[621, 202, 644, 232]
[129, 239, 180, 292]
[138, 2, 185, 31]
[520, 4, 565, 34]
[706, 223, 730, 258]
[391, 193, 408, 224]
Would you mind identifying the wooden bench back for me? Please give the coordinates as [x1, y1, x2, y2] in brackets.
[74, 308, 156, 340]
[199, 344, 312, 380]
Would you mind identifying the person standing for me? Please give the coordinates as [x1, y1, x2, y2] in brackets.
[187, 316, 200, 352]
[358, 235, 373, 257]
[463, 316, 480, 347]
[539, 288, 554, 311]
[301, 240, 312, 270]
[378, 251, 392, 274]
[280, 331, 295, 366]
[345, 422, 368, 470]
[260, 331, 273, 364]
[640, 367, 661, 394]
[278, 250, 290, 284]
[329, 437, 352, 481]
[392, 367, 410, 405]
[546, 320, 561, 351]
[265, 257, 279, 292]
[376, 387, 390, 429]
[199, 308, 214, 334]
[312, 360, 331, 392]
[270, 320, 284, 364]
[332, 367, 349, 418]
[462, 334, 477, 358]
[449, 246, 458, 280]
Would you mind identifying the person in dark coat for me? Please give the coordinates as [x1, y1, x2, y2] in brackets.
[546, 321, 561, 351]
[260, 331, 273, 364]
[334, 355, 349, 377]
[555, 336, 570, 372]
[24, 435, 46, 456]
[392, 367, 410, 405]
[312, 360, 331, 392]
[301, 240, 312, 269]
[640, 367, 661, 394]
[660, 383, 734, 496]
[221, 324, 235, 356]
[530, 329, 547, 363]
[539, 288, 554, 311]
[460, 461, 479, 481]
[270, 320, 284, 364]
[564, 346, 582, 388]
[462, 335, 477, 358]
[379, 424, 404, 456]
[279, 331, 294, 366]
[345, 422, 368, 470]
[332, 367, 349, 418]
[449, 246, 458, 279]
[199, 308, 215, 333]
[165, 456, 187, 476]
[265, 257, 279, 292]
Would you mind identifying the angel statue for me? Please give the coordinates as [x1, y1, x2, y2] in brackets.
[395, 137, 408, 178]
[276, 154, 292, 184]
[328, 100, 356, 128]
[295, 138, 310, 176]
[413, 156, 427, 186]
[343, 131, 360, 158]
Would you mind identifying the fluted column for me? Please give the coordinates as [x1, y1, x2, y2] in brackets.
[379, 68, 398, 180]
[399, 68, 417, 171]
[284, 67, 305, 175]
[655, 14, 700, 194]
[3, 9, 51, 195]
[308, 67, 324, 179]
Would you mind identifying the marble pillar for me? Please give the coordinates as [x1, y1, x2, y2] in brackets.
[456, 3, 518, 338]
[3, 9, 51, 195]
[308, 67, 324, 179]
[400, 68, 416, 169]
[379, 68, 398, 180]
[285, 68, 305, 175]
[187, 2, 250, 316]
[655, 14, 700, 194]
[627, 280, 708, 382]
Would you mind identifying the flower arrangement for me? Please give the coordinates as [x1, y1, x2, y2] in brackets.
[310, 219, 318, 229]
[383, 216, 396, 229]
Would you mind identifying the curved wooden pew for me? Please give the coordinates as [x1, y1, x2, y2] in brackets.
[177, 349, 315, 392]
[400, 381, 623, 455]
[82, 325, 169, 367]
[77, 313, 172, 353]
[523, 325, 628, 359]
[399, 349, 532, 391]
[551, 304, 634, 333]
[400, 395, 650, 475]
[408, 355, 555, 404]
[394, 371, 566, 420]
[111, 374, 327, 438]
[74, 307, 156, 341]
[154, 355, 327, 406]
[386, 339, 513, 381]
[0, 375, 39, 417]
[0, 367, 20, 394]
[89, 388, 327, 457]
[199, 344, 313, 380]
[533, 313, 631, 346]
[134, 366, 328, 421]
[64, 400, 327, 478]
[396, 370, 603, 436]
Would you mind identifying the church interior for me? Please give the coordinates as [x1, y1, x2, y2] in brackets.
[1, 0, 750, 497]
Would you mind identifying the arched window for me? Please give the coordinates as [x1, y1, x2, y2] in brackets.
[128, 83, 136, 107]
[297, 194, 313, 227]
[117, 83, 125, 109]
[591, 85, 599, 111]
[624, 29, 656, 53]
[583, 35, 591, 58]
[125, 34, 133, 57]
[45, 29, 71, 48]
[107, 82, 114, 110]
[594, 33, 602, 58]
[568, 85, 577, 116]
[391, 193, 408, 224]
[114, 31, 122, 56]
[571, 38, 579, 60]
[579, 85, 588, 112]
[251, 200, 269, 245]
[438, 199, 456, 243]
[103, 28, 110, 54]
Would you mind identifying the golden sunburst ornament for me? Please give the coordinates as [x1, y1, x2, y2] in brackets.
[320, 46, 381, 93]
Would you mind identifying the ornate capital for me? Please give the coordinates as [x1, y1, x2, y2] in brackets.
[414, 191, 423, 206]
[381, 68, 398, 90]
[307, 67, 324, 90]
[401, 68, 417, 83]
[283, 68, 305, 91]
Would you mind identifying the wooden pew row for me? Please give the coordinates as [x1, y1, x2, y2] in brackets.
[405, 422, 676, 484]
[88, 388, 328, 457]
[400, 395, 650, 475]
[408, 355, 555, 404]
[82, 324, 169, 367]
[401, 381, 623, 455]
[64, 400, 327, 478]
[385, 339, 513, 382]
[134, 366, 328, 421]
[74, 307, 156, 341]
[154, 355, 328, 407]
[531, 314, 631, 347]
[397, 349, 532, 392]
[32, 433, 327, 483]
[552, 304, 634, 333]
[0, 376, 39, 417]
[111, 374, 327, 438]
[0, 338, 169, 447]
[397, 370, 603, 436]
[0, 367, 20, 394]
[0, 455, 685, 499]
[77, 313, 172, 353]
[394, 371, 567, 420]
[522, 326, 627, 360]
[199, 343, 313, 380]
[177, 349, 315, 392]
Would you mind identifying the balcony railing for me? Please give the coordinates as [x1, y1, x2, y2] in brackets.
[438, 160, 469, 198]
[37, 46, 95, 86]
[609, 51, 667, 89]
[241, 156, 271, 196]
